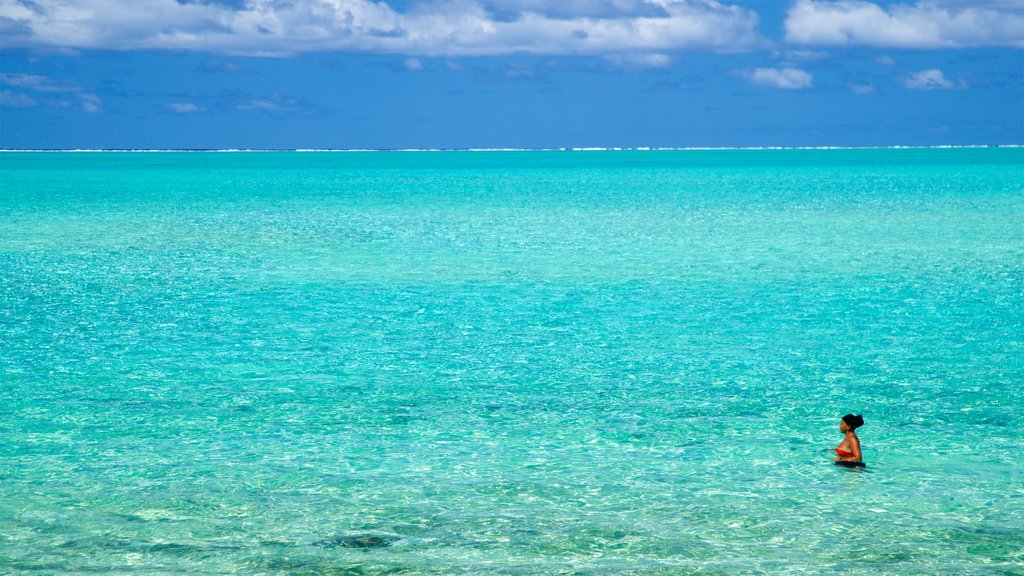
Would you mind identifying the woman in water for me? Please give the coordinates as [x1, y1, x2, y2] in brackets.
[834, 414, 864, 464]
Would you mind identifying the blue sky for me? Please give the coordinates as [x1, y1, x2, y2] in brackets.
[1, 0, 1021, 149]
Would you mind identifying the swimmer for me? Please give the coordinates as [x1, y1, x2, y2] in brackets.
[834, 414, 864, 465]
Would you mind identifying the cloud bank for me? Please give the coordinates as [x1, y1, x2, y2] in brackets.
[785, 0, 1024, 48]
[0, 0, 764, 56]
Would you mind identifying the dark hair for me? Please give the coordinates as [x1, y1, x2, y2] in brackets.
[842, 414, 864, 430]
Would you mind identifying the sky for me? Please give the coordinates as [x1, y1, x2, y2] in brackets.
[0, 0, 1022, 149]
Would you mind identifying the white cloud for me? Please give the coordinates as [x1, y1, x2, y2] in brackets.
[0, 91, 38, 107]
[903, 68, 964, 89]
[744, 67, 813, 89]
[784, 0, 1024, 48]
[238, 99, 290, 111]
[403, 57, 424, 71]
[481, 0, 675, 20]
[849, 83, 874, 94]
[0, 73, 76, 93]
[777, 49, 829, 61]
[604, 52, 673, 69]
[235, 94, 310, 112]
[167, 102, 202, 113]
[0, 0, 764, 56]
[0, 72, 101, 112]
[78, 92, 102, 113]
[875, 55, 896, 66]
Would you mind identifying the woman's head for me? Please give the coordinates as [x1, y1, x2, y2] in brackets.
[841, 414, 864, 431]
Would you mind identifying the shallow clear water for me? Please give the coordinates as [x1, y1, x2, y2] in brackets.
[1, 149, 1022, 574]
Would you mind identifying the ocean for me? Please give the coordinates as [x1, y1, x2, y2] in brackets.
[1, 148, 1022, 574]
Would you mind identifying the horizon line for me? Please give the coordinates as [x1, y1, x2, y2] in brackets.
[2, 144, 1021, 153]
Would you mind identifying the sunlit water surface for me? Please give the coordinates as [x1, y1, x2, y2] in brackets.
[1, 149, 1022, 574]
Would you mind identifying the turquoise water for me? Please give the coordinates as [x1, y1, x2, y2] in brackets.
[1, 149, 1022, 574]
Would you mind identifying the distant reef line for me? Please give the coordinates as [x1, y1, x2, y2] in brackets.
[2, 144, 1020, 153]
